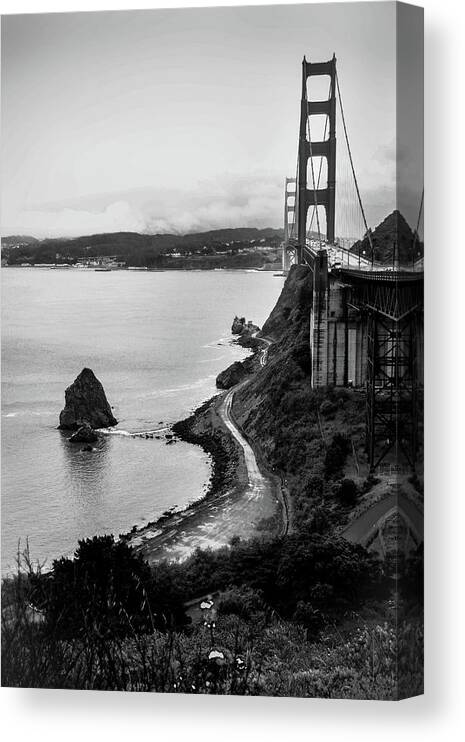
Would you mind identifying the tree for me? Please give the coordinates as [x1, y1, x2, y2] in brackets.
[338, 478, 358, 508]
[324, 433, 350, 479]
[44, 535, 183, 638]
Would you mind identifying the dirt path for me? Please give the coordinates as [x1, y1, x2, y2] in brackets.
[220, 382, 270, 501]
[258, 336, 273, 366]
[131, 336, 283, 564]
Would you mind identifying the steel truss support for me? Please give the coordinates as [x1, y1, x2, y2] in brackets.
[365, 309, 420, 471]
[345, 274, 423, 471]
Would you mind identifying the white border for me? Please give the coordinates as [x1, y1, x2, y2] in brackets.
[1, 1, 464, 740]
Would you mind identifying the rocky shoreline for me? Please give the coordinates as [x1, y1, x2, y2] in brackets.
[171, 398, 243, 498]
[123, 324, 279, 564]
[124, 392, 250, 563]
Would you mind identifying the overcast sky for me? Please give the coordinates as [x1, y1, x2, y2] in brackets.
[1, 3, 422, 238]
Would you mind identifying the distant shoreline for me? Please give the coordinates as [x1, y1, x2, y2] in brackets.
[2, 264, 281, 273]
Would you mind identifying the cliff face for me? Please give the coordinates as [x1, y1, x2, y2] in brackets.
[59, 368, 118, 430]
[261, 264, 312, 344]
[234, 264, 316, 466]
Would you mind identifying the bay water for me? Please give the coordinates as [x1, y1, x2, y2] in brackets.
[1, 267, 283, 574]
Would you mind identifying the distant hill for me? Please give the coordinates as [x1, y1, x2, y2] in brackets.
[1, 235, 39, 248]
[1, 227, 283, 267]
[350, 210, 423, 265]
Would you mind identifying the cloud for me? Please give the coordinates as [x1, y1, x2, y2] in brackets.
[4, 175, 285, 238]
[5, 201, 147, 239]
[3, 171, 408, 240]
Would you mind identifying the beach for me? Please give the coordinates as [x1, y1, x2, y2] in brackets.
[127, 337, 286, 564]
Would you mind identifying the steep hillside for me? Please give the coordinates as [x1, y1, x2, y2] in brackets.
[233, 265, 367, 533]
[350, 210, 423, 265]
[261, 264, 313, 343]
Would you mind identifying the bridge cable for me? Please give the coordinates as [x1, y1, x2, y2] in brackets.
[335, 70, 374, 260]
[411, 187, 424, 266]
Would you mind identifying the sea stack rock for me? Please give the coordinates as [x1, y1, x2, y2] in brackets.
[231, 316, 261, 348]
[231, 316, 246, 334]
[58, 368, 118, 430]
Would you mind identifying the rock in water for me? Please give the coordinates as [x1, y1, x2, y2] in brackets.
[231, 316, 246, 334]
[69, 423, 99, 444]
[59, 368, 118, 430]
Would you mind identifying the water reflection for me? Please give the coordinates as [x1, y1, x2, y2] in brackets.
[59, 429, 110, 523]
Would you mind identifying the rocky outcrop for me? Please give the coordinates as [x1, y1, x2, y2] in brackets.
[216, 362, 248, 390]
[236, 334, 260, 350]
[59, 368, 117, 430]
[232, 315, 260, 348]
[69, 423, 99, 444]
[232, 316, 246, 334]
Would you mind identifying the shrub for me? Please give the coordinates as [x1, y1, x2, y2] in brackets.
[319, 400, 337, 418]
[324, 434, 350, 479]
[306, 475, 324, 498]
[218, 587, 265, 621]
[338, 478, 358, 508]
[43, 535, 185, 638]
[292, 601, 323, 636]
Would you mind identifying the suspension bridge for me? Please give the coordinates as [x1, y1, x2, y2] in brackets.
[282, 56, 424, 474]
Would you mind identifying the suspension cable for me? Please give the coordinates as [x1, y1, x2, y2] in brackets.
[335, 69, 374, 260]
[411, 188, 424, 264]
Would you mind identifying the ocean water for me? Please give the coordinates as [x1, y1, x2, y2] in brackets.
[1, 267, 284, 574]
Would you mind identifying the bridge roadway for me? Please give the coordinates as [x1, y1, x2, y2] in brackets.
[300, 242, 424, 276]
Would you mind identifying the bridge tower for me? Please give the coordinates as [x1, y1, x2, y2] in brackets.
[297, 55, 336, 263]
[282, 177, 297, 274]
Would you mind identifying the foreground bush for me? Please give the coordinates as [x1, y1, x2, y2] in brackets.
[38, 535, 187, 638]
[2, 594, 423, 697]
[2, 532, 420, 696]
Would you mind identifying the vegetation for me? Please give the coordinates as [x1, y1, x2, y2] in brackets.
[235, 346, 367, 536]
[1, 227, 282, 267]
[2, 534, 422, 696]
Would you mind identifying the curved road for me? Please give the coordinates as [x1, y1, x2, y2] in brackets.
[219, 381, 269, 505]
[258, 336, 272, 366]
[133, 334, 287, 563]
[218, 336, 289, 535]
